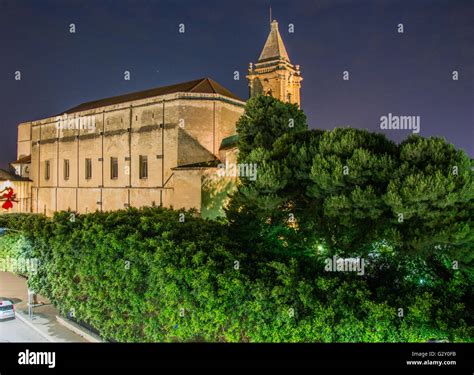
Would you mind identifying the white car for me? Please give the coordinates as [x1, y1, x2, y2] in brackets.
[0, 300, 15, 320]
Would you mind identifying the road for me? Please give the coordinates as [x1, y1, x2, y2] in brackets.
[0, 272, 88, 342]
[0, 315, 47, 342]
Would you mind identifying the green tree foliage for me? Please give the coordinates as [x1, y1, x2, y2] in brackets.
[228, 97, 473, 270]
[384, 136, 474, 263]
[236, 94, 308, 161]
[224, 96, 473, 341]
[306, 128, 399, 256]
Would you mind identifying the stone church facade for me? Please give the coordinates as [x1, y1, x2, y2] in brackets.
[7, 20, 301, 217]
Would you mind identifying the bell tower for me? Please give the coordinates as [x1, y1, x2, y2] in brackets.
[247, 19, 302, 107]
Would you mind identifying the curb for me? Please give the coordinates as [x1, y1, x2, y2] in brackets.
[15, 310, 54, 342]
[56, 316, 103, 343]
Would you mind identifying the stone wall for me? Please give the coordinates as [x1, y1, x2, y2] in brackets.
[17, 123, 31, 159]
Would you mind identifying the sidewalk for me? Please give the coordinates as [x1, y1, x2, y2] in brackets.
[0, 271, 89, 342]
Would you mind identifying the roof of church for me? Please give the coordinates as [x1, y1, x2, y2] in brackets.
[172, 160, 221, 170]
[258, 20, 290, 62]
[0, 169, 30, 182]
[62, 77, 243, 115]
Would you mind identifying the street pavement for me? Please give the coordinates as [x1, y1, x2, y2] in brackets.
[0, 316, 47, 342]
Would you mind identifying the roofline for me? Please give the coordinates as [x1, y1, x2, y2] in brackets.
[60, 77, 244, 114]
[19, 91, 246, 127]
[171, 166, 218, 171]
[10, 155, 31, 165]
[0, 169, 32, 182]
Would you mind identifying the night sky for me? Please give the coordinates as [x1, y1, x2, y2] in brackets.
[0, 0, 472, 169]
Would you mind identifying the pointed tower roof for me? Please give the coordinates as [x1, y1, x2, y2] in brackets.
[258, 20, 290, 62]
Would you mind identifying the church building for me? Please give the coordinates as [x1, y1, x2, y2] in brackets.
[6, 19, 302, 217]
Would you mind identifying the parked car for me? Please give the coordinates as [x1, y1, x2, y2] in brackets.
[0, 300, 15, 320]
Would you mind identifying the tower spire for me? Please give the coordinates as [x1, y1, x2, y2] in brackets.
[257, 19, 289, 62]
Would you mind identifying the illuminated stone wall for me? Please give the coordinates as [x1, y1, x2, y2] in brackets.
[19, 93, 244, 216]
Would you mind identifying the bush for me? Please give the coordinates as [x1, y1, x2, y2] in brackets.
[0, 207, 471, 342]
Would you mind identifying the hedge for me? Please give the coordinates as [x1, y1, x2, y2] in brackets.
[0, 208, 472, 342]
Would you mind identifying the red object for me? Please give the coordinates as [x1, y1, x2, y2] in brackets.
[0, 187, 17, 211]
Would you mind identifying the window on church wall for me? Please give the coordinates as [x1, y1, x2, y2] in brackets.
[45, 160, 50, 181]
[110, 157, 118, 180]
[85, 158, 92, 180]
[64, 159, 70, 181]
[139, 155, 148, 179]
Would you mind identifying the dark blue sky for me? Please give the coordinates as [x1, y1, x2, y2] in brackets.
[0, 0, 472, 168]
